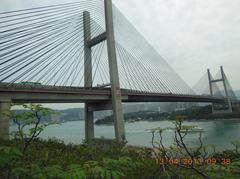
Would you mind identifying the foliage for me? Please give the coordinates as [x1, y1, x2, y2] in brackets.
[0, 135, 239, 179]
[148, 116, 240, 179]
[231, 140, 240, 152]
[1, 108, 240, 178]
[6, 103, 58, 152]
[0, 138, 139, 179]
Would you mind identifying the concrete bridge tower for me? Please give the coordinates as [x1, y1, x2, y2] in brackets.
[83, 0, 125, 142]
[207, 66, 233, 113]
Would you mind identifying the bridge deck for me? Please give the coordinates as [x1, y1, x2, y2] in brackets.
[0, 83, 225, 103]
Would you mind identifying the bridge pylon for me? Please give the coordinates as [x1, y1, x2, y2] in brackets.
[207, 66, 233, 113]
[83, 11, 94, 141]
[83, 0, 125, 142]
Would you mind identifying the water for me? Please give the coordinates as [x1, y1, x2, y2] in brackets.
[11, 119, 240, 151]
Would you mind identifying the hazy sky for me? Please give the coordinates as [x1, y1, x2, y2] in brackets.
[1, 0, 239, 109]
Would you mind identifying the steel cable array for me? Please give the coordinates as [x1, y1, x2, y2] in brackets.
[0, 0, 199, 95]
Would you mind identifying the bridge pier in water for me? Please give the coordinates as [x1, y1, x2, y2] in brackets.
[83, 0, 125, 142]
[0, 99, 11, 140]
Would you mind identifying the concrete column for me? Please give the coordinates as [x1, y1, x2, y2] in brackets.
[0, 99, 11, 140]
[104, 0, 126, 141]
[220, 66, 232, 113]
[83, 11, 94, 140]
[207, 69, 213, 96]
[207, 69, 215, 113]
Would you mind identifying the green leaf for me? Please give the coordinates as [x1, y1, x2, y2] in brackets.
[112, 171, 125, 179]
[66, 164, 86, 179]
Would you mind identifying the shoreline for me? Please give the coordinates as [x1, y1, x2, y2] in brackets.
[95, 118, 240, 125]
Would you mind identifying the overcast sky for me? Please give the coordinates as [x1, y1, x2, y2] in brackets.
[1, 0, 239, 109]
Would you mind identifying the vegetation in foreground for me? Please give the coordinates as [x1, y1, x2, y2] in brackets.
[1, 137, 240, 179]
[0, 104, 240, 178]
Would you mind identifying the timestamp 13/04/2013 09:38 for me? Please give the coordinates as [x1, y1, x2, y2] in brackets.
[155, 157, 231, 165]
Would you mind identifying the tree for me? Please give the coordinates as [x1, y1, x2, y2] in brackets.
[7, 104, 58, 152]
[231, 140, 240, 153]
[149, 115, 211, 178]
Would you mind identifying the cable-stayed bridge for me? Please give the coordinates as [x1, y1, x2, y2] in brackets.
[193, 66, 239, 113]
[0, 0, 237, 141]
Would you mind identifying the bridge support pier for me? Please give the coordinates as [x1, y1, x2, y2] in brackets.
[220, 66, 232, 113]
[104, 0, 125, 142]
[0, 99, 11, 140]
[83, 11, 94, 141]
[207, 69, 215, 113]
[84, 104, 94, 140]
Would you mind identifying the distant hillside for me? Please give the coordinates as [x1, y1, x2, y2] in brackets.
[95, 105, 240, 125]
[54, 108, 84, 122]
[95, 111, 170, 125]
[12, 107, 113, 123]
[234, 90, 240, 99]
[11, 102, 200, 123]
[13, 108, 84, 123]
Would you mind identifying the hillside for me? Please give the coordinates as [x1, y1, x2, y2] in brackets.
[95, 105, 240, 125]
